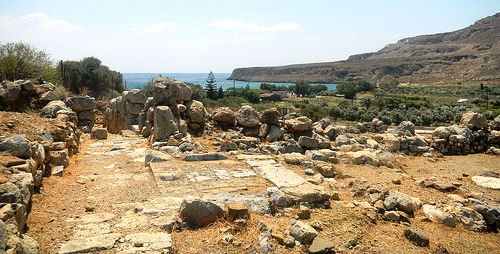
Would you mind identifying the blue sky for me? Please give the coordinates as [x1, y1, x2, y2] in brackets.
[0, 0, 498, 73]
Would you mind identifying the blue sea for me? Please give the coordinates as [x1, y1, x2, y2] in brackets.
[123, 73, 337, 91]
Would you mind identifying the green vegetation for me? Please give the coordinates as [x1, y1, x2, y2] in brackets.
[59, 57, 125, 98]
[336, 80, 375, 99]
[288, 81, 327, 97]
[205, 71, 220, 100]
[260, 83, 288, 91]
[0, 42, 60, 83]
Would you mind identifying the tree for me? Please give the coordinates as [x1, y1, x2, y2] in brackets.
[292, 81, 311, 97]
[205, 71, 217, 99]
[217, 86, 224, 99]
[59, 57, 124, 98]
[0, 42, 55, 81]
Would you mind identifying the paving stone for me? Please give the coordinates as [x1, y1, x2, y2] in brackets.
[58, 233, 121, 254]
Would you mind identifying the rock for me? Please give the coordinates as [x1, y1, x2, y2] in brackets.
[65, 96, 97, 112]
[91, 128, 108, 140]
[125, 103, 144, 115]
[0, 81, 21, 104]
[153, 106, 178, 141]
[123, 89, 146, 104]
[51, 165, 64, 176]
[445, 204, 487, 231]
[290, 221, 318, 244]
[0, 182, 21, 203]
[323, 124, 339, 140]
[0, 135, 33, 158]
[285, 116, 313, 132]
[266, 125, 285, 142]
[212, 107, 236, 125]
[383, 191, 422, 213]
[226, 202, 250, 220]
[335, 135, 350, 146]
[267, 187, 290, 208]
[152, 77, 192, 105]
[58, 233, 121, 254]
[259, 233, 273, 253]
[145, 149, 170, 166]
[383, 211, 400, 221]
[219, 141, 238, 152]
[471, 176, 500, 190]
[306, 150, 327, 161]
[460, 112, 487, 129]
[78, 110, 96, 121]
[397, 121, 416, 135]
[473, 204, 500, 229]
[260, 108, 280, 124]
[423, 204, 456, 227]
[298, 205, 311, 219]
[49, 149, 69, 167]
[283, 153, 307, 165]
[298, 136, 320, 149]
[185, 100, 207, 123]
[314, 162, 338, 177]
[236, 105, 260, 128]
[179, 196, 223, 226]
[41, 100, 70, 118]
[308, 237, 335, 254]
[304, 168, 315, 175]
[184, 152, 227, 161]
[403, 228, 429, 247]
[206, 192, 271, 215]
[433, 183, 457, 192]
[282, 183, 331, 203]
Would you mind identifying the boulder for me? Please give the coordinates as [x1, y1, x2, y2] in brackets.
[179, 196, 223, 226]
[123, 89, 146, 104]
[335, 135, 350, 146]
[91, 128, 108, 140]
[323, 124, 339, 140]
[305, 150, 328, 161]
[260, 108, 280, 124]
[290, 221, 318, 244]
[397, 121, 415, 136]
[282, 183, 331, 203]
[403, 228, 429, 247]
[422, 204, 456, 227]
[314, 162, 338, 177]
[212, 107, 236, 125]
[185, 100, 207, 123]
[152, 77, 192, 106]
[226, 202, 250, 220]
[285, 116, 313, 132]
[236, 105, 260, 128]
[153, 106, 178, 141]
[65, 96, 97, 112]
[266, 187, 290, 208]
[460, 112, 487, 129]
[298, 136, 320, 149]
[383, 191, 422, 213]
[49, 149, 69, 167]
[266, 125, 285, 142]
[41, 100, 70, 118]
[283, 153, 307, 165]
[0, 135, 32, 158]
[0, 81, 21, 104]
[125, 103, 144, 115]
[471, 176, 500, 190]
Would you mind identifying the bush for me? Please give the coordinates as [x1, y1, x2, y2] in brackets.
[204, 96, 248, 110]
[300, 104, 329, 121]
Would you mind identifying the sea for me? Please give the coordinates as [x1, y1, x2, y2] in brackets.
[123, 73, 337, 91]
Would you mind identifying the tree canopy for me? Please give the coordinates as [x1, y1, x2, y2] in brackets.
[59, 57, 125, 98]
[0, 42, 56, 82]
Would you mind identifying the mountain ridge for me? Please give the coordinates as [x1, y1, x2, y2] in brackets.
[229, 13, 500, 84]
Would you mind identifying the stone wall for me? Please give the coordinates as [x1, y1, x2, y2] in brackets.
[0, 110, 80, 253]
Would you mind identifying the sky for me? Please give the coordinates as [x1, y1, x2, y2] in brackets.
[0, 0, 498, 73]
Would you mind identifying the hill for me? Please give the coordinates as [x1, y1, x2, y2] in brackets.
[229, 13, 500, 84]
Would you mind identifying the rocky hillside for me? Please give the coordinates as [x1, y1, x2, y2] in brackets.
[229, 13, 500, 84]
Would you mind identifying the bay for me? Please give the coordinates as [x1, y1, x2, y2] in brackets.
[123, 73, 337, 91]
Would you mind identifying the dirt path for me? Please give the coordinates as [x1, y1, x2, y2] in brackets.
[26, 131, 272, 253]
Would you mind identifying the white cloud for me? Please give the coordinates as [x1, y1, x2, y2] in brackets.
[0, 12, 77, 33]
[129, 22, 177, 36]
[208, 19, 300, 32]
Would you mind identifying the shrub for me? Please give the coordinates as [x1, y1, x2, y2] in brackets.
[300, 104, 329, 121]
